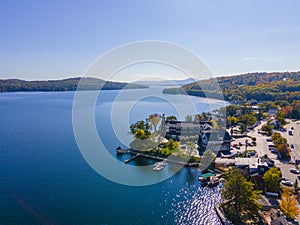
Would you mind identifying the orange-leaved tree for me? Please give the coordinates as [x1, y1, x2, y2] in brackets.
[280, 187, 300, 219]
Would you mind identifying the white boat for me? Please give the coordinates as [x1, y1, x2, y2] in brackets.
[161, 161, 168, 166]
[153, 165, 163, 171]
[153, 161, 167, 171]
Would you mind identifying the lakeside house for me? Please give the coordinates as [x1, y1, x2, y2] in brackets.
[235, 157, 269, 175]
[164, 118, 231, 156]
[164, 120, 200, 140]
[215, 155, 273, 175]
[199, 125, 231, 156]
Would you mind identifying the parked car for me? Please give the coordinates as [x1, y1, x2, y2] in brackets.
[236, 151, 244, 157]
[291, 127, 294, 130]
[283, 180, 293, 186]
[266, 138, 273, 142]
[236, 146, 240, 149]
[248, 151, 255, 157]
[268, 144, 274, 147]
[291, 144, 294, 148]
[271, 149, 277, 154]
[290, 168, 300, 174]
[281, 179, 293, 186]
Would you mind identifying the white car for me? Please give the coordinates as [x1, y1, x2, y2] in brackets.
[281, 179, 293, 186]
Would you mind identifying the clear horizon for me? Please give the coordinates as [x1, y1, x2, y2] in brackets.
[1, 0, 300, 81]
[2, 69, 300, 83]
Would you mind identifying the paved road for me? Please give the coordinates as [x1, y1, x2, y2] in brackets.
[277, 161, 299, 185]
[282, 120, 300, 163]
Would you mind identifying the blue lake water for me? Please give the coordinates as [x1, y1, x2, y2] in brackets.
[0, 87, 226, 224]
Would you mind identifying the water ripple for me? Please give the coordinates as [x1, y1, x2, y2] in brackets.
[169, 183, 223, 225]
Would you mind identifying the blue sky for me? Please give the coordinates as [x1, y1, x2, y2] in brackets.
[0, 0, 299, 81]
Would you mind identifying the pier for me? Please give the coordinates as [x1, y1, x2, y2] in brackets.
[117, 147, 199, 167]
[124, 154, 140, 164]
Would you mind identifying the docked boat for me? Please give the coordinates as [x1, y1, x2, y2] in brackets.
[161, 160, 168, 166]
[207, 177, 220, 188]
[153, 165, 163, 171]
[153, 161, 167, 171]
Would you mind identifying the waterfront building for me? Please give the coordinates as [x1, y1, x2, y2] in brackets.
[164, 119, 231, 155]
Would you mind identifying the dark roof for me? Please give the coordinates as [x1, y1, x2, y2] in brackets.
[166, 121, 198, 126]
[271, 216, 289, 225]
[201, 123, 213, 131]
[201, 130, 231, 141]
[224, 132, 231, 141]
[199, 121, 213, 126]
[261, 155, 275, 165]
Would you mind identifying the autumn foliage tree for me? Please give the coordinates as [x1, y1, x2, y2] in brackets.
[280, 187, 300, 219]
[261, 121, 274, 136]
[282, 105, 293, 118]
[291, 100, 300, 119]
[272, 132, 290, 158]
[275, 110, 286, 126]
[149, 114, 161, 132]
[276, 143, 290, 158]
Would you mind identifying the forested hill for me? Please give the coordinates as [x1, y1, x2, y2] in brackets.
[0, 77, 148, 92]
[163, 71, 300, 103]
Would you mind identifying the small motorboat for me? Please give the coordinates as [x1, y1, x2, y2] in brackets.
[208, 178, 220, 188]
[153, 161, 167, 171]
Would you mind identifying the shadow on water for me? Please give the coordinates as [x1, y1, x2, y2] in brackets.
[131, 157, 156, 166]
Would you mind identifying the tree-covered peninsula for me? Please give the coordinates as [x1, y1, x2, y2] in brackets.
[163, 71, 300, 104]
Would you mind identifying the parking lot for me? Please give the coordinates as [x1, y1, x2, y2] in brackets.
[277, 162, 299, 187]
[229, 120, 300, 187]
[230, 121, 278, 160]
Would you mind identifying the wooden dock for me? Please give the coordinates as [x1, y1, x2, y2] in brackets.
[116, 149, 131, 154]
[116, 147, 199, 167]
[124, 154, 140, 164]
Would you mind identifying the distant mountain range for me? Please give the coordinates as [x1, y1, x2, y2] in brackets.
[0, 77, 148, 92]
[132, 78, 198, 86]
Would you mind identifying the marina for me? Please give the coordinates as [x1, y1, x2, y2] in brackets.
[198, 172, 222, 188]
